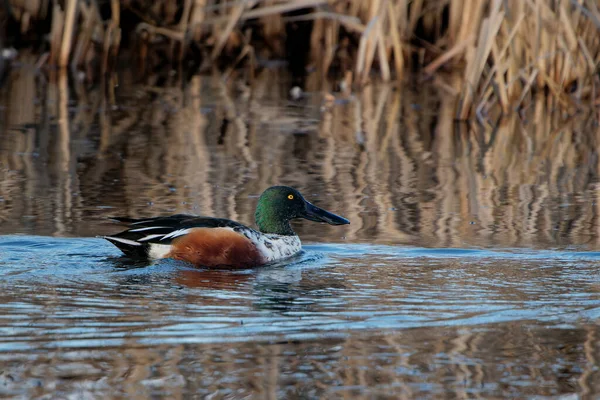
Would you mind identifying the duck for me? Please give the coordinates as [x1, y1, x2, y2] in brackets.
[103, 186, 349, 269]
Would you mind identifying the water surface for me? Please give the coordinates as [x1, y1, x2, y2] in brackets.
[1, 63, 600, 398]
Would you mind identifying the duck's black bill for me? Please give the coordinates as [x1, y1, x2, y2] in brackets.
[300, 202, 350, 225]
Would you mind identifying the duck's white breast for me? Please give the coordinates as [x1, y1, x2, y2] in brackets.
[240, 230, 301, 262]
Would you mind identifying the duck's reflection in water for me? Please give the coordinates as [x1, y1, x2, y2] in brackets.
[174, 269, 253, 290]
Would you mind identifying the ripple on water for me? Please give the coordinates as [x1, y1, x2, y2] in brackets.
[1, 235, 600, 397]
[0, 236, 599, 344]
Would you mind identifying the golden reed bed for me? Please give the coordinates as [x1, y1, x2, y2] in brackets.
[3, 0, 600, 120]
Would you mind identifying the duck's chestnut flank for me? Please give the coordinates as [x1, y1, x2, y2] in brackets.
[168, 228, 264, 269]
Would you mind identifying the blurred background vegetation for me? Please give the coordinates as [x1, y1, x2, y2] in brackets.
[1, 0, 599, 121]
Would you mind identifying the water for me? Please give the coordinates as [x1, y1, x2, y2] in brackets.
[2, 238, 600, 398]
[1, 62, 600, 398]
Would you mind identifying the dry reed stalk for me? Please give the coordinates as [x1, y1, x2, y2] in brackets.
[457, 0, 504, 120]
[490, 42, 508, 112]
[102, 0, 121, 72]
[260, 0, 284, 54]
[453, 0, 485, 45]
[189, 0, 207, 41]
[102, 25, 113, 73]
[136, 23, 184, 41]
[283, 11, 365, 32]
[478, 14, 524, 100]
[362, 0, 381, 83]
[376, 23, 390, 81]
[423, 35, 474, 76]
[354, 17, 375, 85]
[72, 1, 99, 69]
[322, 19, 336, 78]
[58, 0, 77, 67]
[386, 1, 403, 78]
[407, 0, 423, 35]
[241, 0, 328, 20]
[448, 0, 462, 42]
[200, 0, 328, 28]
[309, 16, 324, 77]
[354, 0, 384, 85]
[210, 2, 246, 60]
[48, 3, 64, 66]
[366, 0, 390, 82]
[178, 0, 192, 33]
[578, 37, 596, 73]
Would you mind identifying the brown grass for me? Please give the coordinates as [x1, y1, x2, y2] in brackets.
[4, 0, 600, 120]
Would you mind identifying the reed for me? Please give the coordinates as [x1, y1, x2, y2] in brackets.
[4, 0, 600, 119]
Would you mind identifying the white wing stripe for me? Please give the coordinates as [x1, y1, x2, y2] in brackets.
[138, 234, 166, 242]
[130, 219, 155, 225]
[161, 228, 192, 240]
[129, 226, 170, 232]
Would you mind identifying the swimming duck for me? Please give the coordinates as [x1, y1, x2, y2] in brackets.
[103, 186, 349, 268]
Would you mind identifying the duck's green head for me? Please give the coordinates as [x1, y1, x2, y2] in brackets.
[254, 186, 350, 235]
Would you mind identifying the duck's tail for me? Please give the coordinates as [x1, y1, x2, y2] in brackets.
[102, 215, 193, 259]
[101, 235, 150, 258]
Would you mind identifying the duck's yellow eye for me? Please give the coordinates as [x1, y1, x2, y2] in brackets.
[288, 194, 294, 200]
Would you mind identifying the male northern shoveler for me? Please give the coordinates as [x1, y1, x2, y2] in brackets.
[103, 186, 349, 268]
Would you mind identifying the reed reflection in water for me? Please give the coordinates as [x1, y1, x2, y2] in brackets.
[1, 63, 599, 249]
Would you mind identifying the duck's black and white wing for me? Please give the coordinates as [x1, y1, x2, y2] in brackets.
[102, 214, 247, 258]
